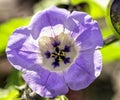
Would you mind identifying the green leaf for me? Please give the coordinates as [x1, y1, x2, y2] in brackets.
[55, 95, 68, 100]
[6, 69, 23, 87]
[89, 1, 105, 18]
[101, 42, 120, 63]
[100, 20, 120, 63]
[71, 0, 105, 18]
[71, 0, 82, 5]
[0, 87, 19, 100]
[0, 18, 30, 56]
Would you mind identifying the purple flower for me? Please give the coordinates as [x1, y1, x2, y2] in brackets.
[6, 6, 103, 98]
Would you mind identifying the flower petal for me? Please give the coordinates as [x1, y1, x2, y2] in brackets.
[28, 6, 70, 39]
[64, 50, 102, 90]
[22, 65, 51, 97]
[6, 27, 40, 71]
[23, 68, 69, 98]
[6, 6, 103, 98]
[65, 11, 103, 50]
[64, 64, 94, 90]
[43, 72, 69, 97]
[93, 50, 102, 77]
[76, 49, 102, 77]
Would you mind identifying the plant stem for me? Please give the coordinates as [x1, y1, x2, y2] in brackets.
[103, 35, 119, 47]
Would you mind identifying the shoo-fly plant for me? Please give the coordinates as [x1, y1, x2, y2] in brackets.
[6, 6, 103, 98]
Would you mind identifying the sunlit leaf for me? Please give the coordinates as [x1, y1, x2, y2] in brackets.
[71, 0, 105, 18]
[89, 1, 105, 18]
[0, 87, 19, 100]
[100, 19, 120, 63]
[71, 0, 82, 5]
[0, 18, 29, 56]
[55, 95, 68, 100]
[102, 42, 120, 63]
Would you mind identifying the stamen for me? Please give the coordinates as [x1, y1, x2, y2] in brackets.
[52, 59, 60, 68]
[55, 46, 60, 53]
[51, 53, 56, 57]
[44, 51, 51, 58]
[60, 51, 65, 56]
[63, 57, 70, 64]
[44, 41, 71, 68]
[52, 41, 60, 47]
[39, 32, 79, 71]
[64, 45, 70, 52]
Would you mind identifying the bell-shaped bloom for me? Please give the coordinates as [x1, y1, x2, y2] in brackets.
[6, 6, 103, 98]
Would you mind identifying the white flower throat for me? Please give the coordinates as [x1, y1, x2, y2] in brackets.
[38, 32, 80, 72]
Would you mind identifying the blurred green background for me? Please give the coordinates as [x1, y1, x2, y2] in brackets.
[0, 0, 120, 100]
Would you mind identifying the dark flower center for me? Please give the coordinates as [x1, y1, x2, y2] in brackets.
[44, 41, 71, 68]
